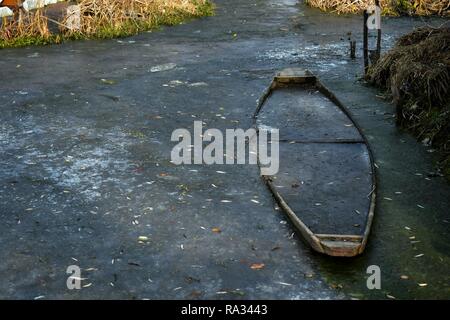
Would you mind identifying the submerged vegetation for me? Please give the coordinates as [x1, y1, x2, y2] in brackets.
[367, 27, 450, 179]
[306, 0, 449, 16]
[0, 0, 214, 48]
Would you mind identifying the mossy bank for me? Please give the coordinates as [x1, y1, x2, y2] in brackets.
[0, 0, 214, 49]
[367, 26, 450, 180]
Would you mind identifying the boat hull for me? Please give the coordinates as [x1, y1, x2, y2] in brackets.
[254, 68, 376, 257]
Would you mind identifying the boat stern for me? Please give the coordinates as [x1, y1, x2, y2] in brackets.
[316, 234, 365, 257]
[274, 68, 316, 85]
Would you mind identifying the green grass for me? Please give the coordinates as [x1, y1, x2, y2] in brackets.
[0, 34, 60, 48]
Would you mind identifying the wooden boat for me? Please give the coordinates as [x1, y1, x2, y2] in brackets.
[254, 68, 376, 257]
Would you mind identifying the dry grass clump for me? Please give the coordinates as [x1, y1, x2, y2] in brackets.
[0, 0, 214, 48]
[306, 0, 386, 14]
[367, 26, 450, 178]
[62, 0, 214, 38]
[305, 0, 449, 16]
[0, 9, 56, 46]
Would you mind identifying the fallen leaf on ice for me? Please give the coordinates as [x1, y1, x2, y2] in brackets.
[189, 82, 208, 87]
[250, 263, 265, 270]
[418, 283, 428, 287]
[100, 79, 117, 85]
[276, 281, 292, 286]
[150, 63, 176, 73]
[216, 291, 228, 295]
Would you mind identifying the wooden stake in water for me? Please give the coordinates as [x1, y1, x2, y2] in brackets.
[350, 40, 356, 59]
[363, 10, 369, 74]
[364, 0, 382, 74]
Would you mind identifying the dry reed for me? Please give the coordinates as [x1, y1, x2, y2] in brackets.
[367, 26, 450, 178]
[305, 0, 449, 16]
[0, 0, 213, 48]
[0, 8, 52, 44]
[61, 0, 213, 38]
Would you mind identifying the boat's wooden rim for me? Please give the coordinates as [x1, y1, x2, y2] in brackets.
[254, 68, 377, 257]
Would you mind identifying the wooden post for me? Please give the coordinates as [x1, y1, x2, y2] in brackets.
[350, 40, 356, 59]
[363, 10, 369, 74]
[375, 0, 381, 62]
